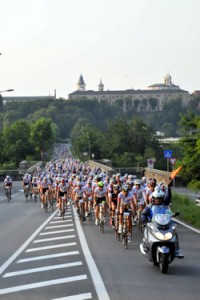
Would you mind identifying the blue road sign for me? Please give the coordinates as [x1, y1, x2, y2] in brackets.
[164, 150, 172, 158]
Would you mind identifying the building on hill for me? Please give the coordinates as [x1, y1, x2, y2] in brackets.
[68, 74, 189, 111]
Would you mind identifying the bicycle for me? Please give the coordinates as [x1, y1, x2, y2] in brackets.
[122, 212, 130, 249]
[43, 191, 49, 213]
[79, 199, 85, 225]
[60, 196, 66, 220]
[114, 211, 121, 241]
[87, 196, 93, 222]
[24, 185, 30, 201]
[99, 202, 106, 233]
[32, 187, 39, 202]
[5, 187, 11, 202]
[137, 207, 144, 233]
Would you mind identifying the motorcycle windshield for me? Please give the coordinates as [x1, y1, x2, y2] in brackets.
[152, 205, 171, 225]
[154, 214, 171, 225]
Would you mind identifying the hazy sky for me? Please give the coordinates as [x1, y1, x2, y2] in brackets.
[0, 0, 200, 98]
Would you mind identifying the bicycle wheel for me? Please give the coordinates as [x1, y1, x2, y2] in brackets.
[99, 220, 104, 233]
[123, 228, 128, 249]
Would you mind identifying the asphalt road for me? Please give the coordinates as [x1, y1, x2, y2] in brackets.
[0, 181, 200, 300]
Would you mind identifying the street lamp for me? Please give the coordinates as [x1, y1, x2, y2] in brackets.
[0, 89, 14, 105]
[0, 89, 14, 93]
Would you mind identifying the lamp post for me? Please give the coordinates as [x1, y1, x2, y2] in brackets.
[0, 89, 14, 93]
[0, 89, 14, 107]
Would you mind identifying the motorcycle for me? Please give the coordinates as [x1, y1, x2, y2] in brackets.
[140, 205, 182, 274]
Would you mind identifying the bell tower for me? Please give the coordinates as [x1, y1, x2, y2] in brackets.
[164, 73, 172, 87]
[98, 79, 104, 91]
[77, 74, 86, 91]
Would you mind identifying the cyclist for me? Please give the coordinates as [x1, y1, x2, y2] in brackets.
[117, 185, 134, 235]
[3, 175, 13, 199]
[22, 173, 31, 197]
[83, 179, 93, 217]
[73, 182, 86, 221]
[93, 181, 108, 225]
[108, 184, 120, 228]
[31, 176, 39, 199]
[132, 179, 146, 224]
[39, 177, 50, 209]
[57, 178, 69, 216]
[145, 178, 156, 205]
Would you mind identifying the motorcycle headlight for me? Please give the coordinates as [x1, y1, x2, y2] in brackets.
[155, 232, 173, 241]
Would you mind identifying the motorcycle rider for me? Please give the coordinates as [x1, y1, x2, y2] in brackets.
[142, 186, 184, 258]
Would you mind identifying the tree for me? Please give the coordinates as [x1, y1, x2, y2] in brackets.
[179, 113, 200, 188]
[2, 120, 33, 164]
[30, 117, 55, 160]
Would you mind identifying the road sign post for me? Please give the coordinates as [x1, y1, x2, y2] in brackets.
[164, 150, 172, 172]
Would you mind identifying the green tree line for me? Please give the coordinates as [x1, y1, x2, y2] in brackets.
[0, 95, 199, 188]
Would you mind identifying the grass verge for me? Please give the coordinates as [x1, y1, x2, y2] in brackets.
[171, 192, 200, 229]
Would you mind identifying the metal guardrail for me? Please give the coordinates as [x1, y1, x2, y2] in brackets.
[0, 170, 19, 176]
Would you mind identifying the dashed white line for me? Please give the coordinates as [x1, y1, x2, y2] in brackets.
[50, 219, 72, 224]
[40, 229, 74, 235]
[52, 292, 92, 300]
[17, 251, 80, 263]
[3, 261, 83, 278]
[26, 242, 76, 252]
[0, 275, 87, 295]
[0, 209, 58, 275]
[45, 224, 74, 229]
[33, 235, 75, 243]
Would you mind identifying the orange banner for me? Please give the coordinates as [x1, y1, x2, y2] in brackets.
[170, 165, 183, 179]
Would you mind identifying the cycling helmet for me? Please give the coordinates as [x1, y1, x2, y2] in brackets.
[77, 182, 82, 187]
[134, 179, 142, 185]
[87, 179, 92, 184]
[116, 173, 121, 177]
[151, 189, 165, 205]
[122, 185, 129, 192]
[98, 181, 104, 188]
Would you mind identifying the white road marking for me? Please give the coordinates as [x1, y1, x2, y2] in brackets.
[72, 206, 110, 300]
[0, 209, 58, 275]
[0, 275, 87, 295]
[50, 219, 73, 224]
[39, 229, 74, 235]
[45, 224, 74, 229]
[50, 219, 72, 224]
[3, 261, 83, 278]
[26, 242, 76, 252]
[17, 251, 79, 263]
[33, 235, 75, 243]
[52, 292, 92, 300]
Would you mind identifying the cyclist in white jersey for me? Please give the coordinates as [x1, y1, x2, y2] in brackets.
[117, 185, 134, 234]
[93, 181, 108, 225]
